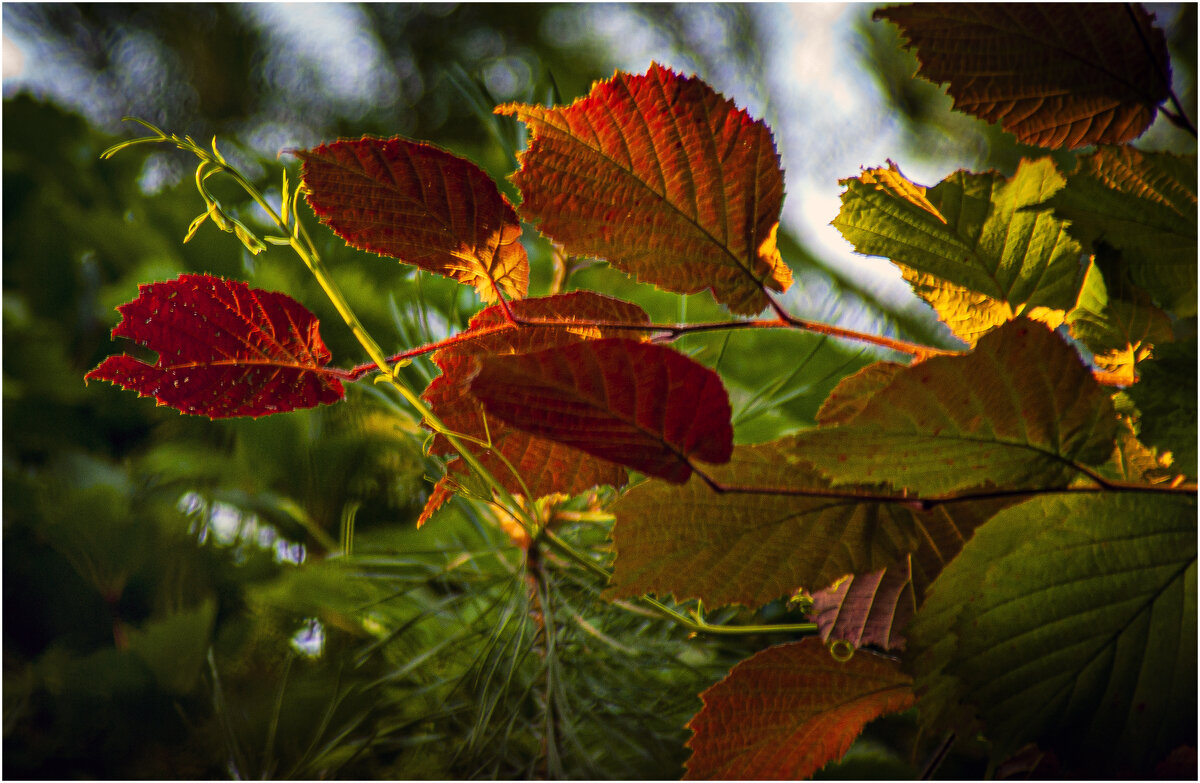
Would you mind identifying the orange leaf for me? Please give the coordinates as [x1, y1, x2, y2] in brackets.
[875, 4, 1171, 149]
[422, 292, 651, 502]
[685, 638, 914, 779]
[296, 136, 528, 302]
[469, 338, 733, 484]
[498, 63, 791, 315]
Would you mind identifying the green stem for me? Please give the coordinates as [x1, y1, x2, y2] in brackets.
[539, 529, 818, 636]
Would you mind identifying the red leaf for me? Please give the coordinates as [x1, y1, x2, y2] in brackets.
[296, 137, 528, 303]
[685, 638, 915, 779]
[809, 563, 915, 651]
[85, 274, 344, 418]
[421, 292, 652, 504]
[497, 63, 791, 315]
[468, 338, 733, 484]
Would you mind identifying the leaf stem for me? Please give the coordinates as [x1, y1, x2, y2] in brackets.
[1125, 2, 1197, 138]
[538, 529, 818, 636]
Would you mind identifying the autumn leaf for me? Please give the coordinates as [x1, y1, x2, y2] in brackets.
[834, 159, 1082, 345]
[906, 492, 1197, 772]
[809, 565, 914, 652]
[684, 638, 914, 779]
[297, 136, 528, 303]
[469, 338, 733, 484]
[791, 320, 1117, 496]
[875, 3, 1172, 149]
[1042, 145, 1197, 315]
[498, 63, 791, 315]
[421, 292, 651, 517]
[86, 274, 344, 418]
[816, 361, 906, 426]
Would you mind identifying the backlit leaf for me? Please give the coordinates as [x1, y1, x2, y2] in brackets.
[469, 338, 733, 484]
[833, 159, 1083, 345]
[875, 3, 1172, 149]
[684, 638, 914, 780]
[421, 292, 650, 508]
[1043, 146, 1197, 315]
[809, 565, 913, 651]
[86, 274, 344, 418]
[790, 320, 1117, 495]
[816, 361, 905, 426]
[498, 63, 791, 315]
[297, 136, 528, 303]
[906, 492, 1197, 772]
[608, 435, 1002, 608]
[1066, 257, 1172, 383]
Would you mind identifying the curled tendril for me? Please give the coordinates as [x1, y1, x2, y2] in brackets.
[829, 639, 856, 662]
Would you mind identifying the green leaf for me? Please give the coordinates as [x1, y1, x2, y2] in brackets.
[833, 159, 1083, 344]
[1043, 146, 1197, 315]
[905, 492, 1197, 772]
[126, 599, 216, 695]
[608, 435, 1004, 609]
[608, 437, 920, 608]
[684, 638, 914, 780]
[790, 320, 1117, 496]
[1066, 256, 1173, 383]
[1126, 336, 1198, 478]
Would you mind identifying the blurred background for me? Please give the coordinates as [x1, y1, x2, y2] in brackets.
[4, 3, 1195, 778]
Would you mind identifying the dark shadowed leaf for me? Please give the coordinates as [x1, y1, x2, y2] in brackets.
[907, 492, 1196, 773]
[86, 274, 344, 418]
[875, 3, 1172, 149]
[498, 63, 791, 315]
[809, 564, 913, 651]
[469, 338, 733, 484]
[684, 638, 914, 779]
[297, 136, 528, 302]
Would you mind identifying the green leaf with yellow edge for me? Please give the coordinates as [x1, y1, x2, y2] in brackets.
[833, 158, 1083, 345]
[790, 320, 1117, 496]
[1043, 146, 1197, 315]
[1066, 256, 1172, 384]
[1126, 336, 1197, 478]
[684, 638, 914, 780]
[906, 492, 1197, 774]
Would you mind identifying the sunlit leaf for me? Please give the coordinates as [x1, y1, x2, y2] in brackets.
[816, 361, 905, 426]
[1066, 257, 1172, 383]
[297, 136, 528, 303]
[470, 338, 733, 484]
[86, 274, 345, 418]
[906, 492, 1197, 772]
[684, 638, 914, 779]
[498, 63, 791, 315]
[875, 3, 1172, 149]
[422, 292, 650, 509]
[790, 320, 1117, 495]
[1043, 145, 1197, 315]
[833, 159, 1083, 345]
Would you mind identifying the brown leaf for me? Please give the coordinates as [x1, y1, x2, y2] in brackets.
[875, 3, 1172, 149]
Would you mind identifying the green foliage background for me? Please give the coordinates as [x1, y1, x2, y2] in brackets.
[3, 3, 1195, 779]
